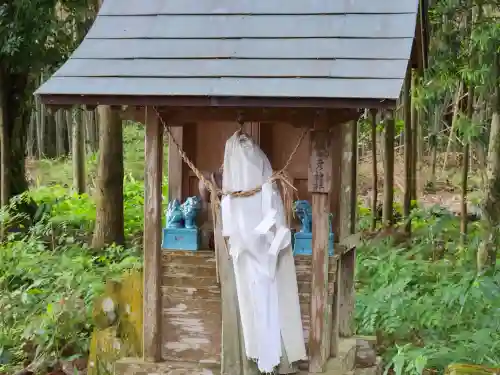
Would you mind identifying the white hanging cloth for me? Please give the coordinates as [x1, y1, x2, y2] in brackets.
[221, 131, 306, 373]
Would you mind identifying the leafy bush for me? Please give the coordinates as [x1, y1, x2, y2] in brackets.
[0, 124, 169, 374]
[356, 207, 500, 375]
[0, 184, 143, 374]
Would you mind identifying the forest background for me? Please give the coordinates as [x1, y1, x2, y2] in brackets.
[0, 1, 499, 375]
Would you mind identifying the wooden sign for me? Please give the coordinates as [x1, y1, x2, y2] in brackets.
[308, 130, 333, 193]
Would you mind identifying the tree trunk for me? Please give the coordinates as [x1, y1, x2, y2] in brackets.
[72, 107, 86, 193]
[461, 83, 474, 245]
[403, 65, 412, 234]
[410, 71, 418, 201]
[55, 110, 66, 157]
[477, 54, 500, 272]
[429, 109, 439, 188]
[45, 114, 58, 158]
[0, 67, 34, 218]
[27, 111, 36, 158]
[66, 110, 73, 152]
[35, 77, 46, 159]
[383, 110, 395, 227]
[443, 82, 464, 172]
[91, 106, 125, 248]
[0, 67, 9, 208]
[461, 2, 476, 245]
[86, 109, 99, 152]
[370, 109, 378, 230]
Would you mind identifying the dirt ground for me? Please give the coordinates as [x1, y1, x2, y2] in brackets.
[357, 151, 484, 214]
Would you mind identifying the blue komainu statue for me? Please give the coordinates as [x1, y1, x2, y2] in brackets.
[181, 196, 201, 229]
[294, 200, 312, 233]
[166, 199, 183, 228]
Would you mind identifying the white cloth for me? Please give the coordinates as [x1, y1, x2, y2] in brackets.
[221, 132, 306, 373]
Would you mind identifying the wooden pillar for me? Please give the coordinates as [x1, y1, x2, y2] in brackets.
[350, 120, 358, 233]
[308, 118, 333, 373]
[143, 107, 163, 362]
[338, 121, 356, 238]
[336, 121, 357, 338]
[168, 125, 183, 202]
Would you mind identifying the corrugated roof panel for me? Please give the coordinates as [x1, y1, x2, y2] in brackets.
[35, 0, 420, 103]
[37, 77, 404, 99]
[71, 38, 414, 60]
[86, 14, 416, 39]
[100, 0, 418, 15]
[55, 59, 408, 79]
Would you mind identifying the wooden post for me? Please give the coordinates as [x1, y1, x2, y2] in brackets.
[308, 118, 333, 373]
[167, 126, 183, 202]
[336, 121, 357, 338]
[350, 120, 358, 234]
[338, 121, 355, 240]
[143, 107, 163, 362]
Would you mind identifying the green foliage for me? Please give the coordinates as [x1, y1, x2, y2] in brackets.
[0, 186, 143, 374]
[0, 0, 88, 73]
[0, 121, 173, 373]
[356, 207, 500, 375]
[27, 174, 165, 244]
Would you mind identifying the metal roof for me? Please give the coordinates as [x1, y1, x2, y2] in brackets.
[36, 0, 420, 105]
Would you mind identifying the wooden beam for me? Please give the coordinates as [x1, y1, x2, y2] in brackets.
[167, 123, 183, 202]
[39, 94, 397, 110]
[143, 106, 163, 362]
[162, 107, 360, 128]
[308, 118, 333, 373]
[113, 106, 360, 129]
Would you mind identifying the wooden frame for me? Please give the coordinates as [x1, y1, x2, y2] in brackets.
[143, 107, 164, 361]
[136, 104, 362, 373]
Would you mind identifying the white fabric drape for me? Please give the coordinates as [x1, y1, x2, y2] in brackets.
[221, 131, 306, 373]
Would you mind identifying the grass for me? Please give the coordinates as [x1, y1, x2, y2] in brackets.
[28, 123, 168, 188]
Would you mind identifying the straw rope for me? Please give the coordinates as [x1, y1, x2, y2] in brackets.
[153, 107, 308, 200]
[154, 107, 306, 283]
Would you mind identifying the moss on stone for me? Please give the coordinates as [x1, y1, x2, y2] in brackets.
[88, 270, 143, 375]
[446, 364, 500, 375]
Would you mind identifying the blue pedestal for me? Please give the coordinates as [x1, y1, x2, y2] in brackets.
[162, 227, 200, 251]
[293, 232, 334, 256]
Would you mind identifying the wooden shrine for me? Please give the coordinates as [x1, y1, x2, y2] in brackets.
[35, 0, 428, 374]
